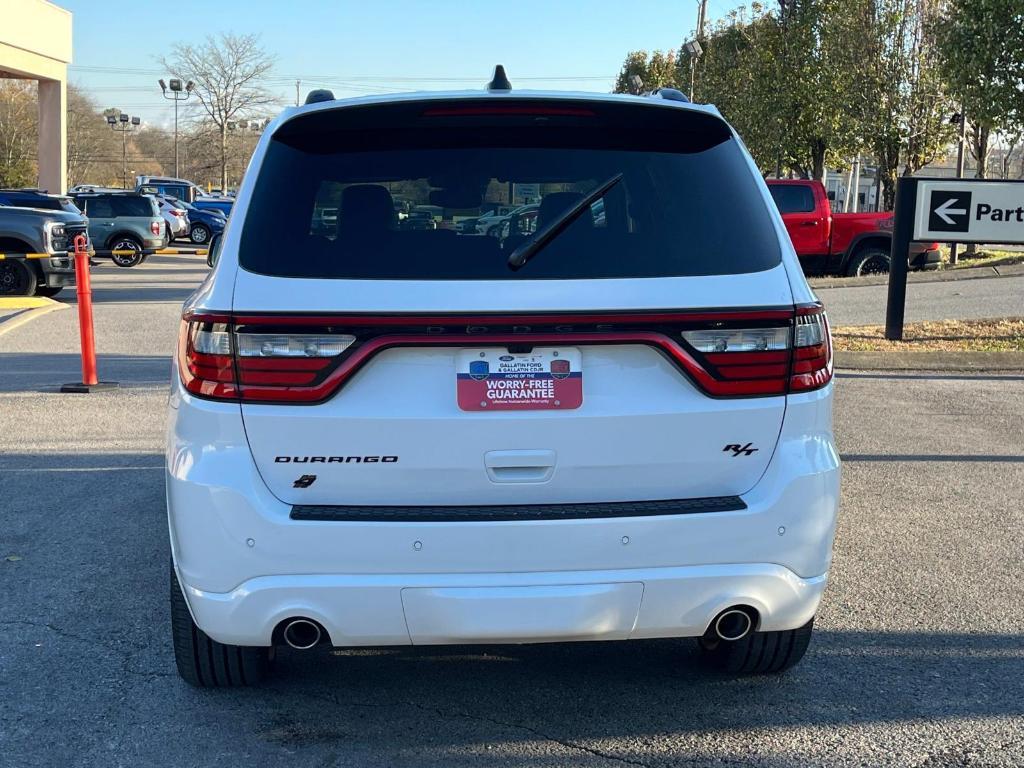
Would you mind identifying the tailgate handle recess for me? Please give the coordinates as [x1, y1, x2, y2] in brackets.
[485, 450, 556, 484]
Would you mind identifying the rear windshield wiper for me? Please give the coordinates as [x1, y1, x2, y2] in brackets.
[507, 173, 623, 271]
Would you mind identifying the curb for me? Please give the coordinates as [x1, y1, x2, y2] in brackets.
[836, 350, 1024, 372]
[810, 262, 1024, 290]
[0, 299, 69, 337]
[0, 296, 61, 310]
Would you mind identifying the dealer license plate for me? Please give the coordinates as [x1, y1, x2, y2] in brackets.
[456, 348, 583, 411]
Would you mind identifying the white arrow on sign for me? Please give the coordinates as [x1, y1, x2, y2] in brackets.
[934, 197, 967, 224]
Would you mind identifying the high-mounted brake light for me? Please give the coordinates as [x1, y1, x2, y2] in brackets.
[421, 106, 596, 118]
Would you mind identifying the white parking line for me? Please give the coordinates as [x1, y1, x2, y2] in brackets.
[0, 465, 164, 473]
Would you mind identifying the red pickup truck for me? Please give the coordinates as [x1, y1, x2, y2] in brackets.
[766, 179, 941, 276]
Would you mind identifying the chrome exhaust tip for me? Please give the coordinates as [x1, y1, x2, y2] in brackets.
[713, 608, 754, 642]
[282, 618, 322, 650]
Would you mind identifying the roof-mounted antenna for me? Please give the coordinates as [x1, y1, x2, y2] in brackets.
[487, 65, 512, 92]
[304, 89, 334, 105]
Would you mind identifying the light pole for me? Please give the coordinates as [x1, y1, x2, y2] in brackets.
[683, 40, 703, 101]
[107, 112, 140, 189]
[226, 119, 264, 192]
[159, 78, 194, 178]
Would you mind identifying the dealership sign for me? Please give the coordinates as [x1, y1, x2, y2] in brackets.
[913, 180, 1024, 243]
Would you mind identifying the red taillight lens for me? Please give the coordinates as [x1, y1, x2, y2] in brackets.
[177, 315, 238, 399]
[789, 305, 832, 392]
[680, 303, 832, 395]
[151, 221, 162, 235]
[177, 314, 356, 401]
[177, 307, 833, 404]
[681, 325, 791, 395]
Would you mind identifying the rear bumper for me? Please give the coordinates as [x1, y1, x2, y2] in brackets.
[910, 243, 942, 270]
[167, 380, 839, 647]
[178, 562, 827, 647]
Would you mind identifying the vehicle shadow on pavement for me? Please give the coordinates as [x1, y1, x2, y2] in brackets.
[72, 286, 202, 304]
[258, 632, 1022, 738]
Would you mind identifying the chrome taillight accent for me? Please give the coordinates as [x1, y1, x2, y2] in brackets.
[236, 333, 355, 358]
[681, 327, 791, 353]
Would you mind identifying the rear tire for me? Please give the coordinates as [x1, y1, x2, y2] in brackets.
[697, 617, 814, 675]
[170, 566, 271, 687]
[846, 247, 890, 276]
[190, 224, 210, 244]
[0, 260, 37, 296]
[109, 236, 144, 268]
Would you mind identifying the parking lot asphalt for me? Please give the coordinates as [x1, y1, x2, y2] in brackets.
[817, 271, 1024, 326]
[1, 256, 1022, 767]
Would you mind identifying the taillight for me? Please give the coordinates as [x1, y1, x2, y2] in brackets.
[680, 303, 832, 395]
[177, 314, 357, 401]
[177, 307, 833, 404]
[681, 325, 791, 396]
[151, 221, 162, 235]
[177, 315, 237, 399]
[789, 304, 832, 392]
[171, 209, 186, 216]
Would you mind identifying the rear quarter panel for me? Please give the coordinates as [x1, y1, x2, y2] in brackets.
[829, 211, 892, 257]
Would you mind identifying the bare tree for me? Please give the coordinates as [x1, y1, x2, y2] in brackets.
[0, 80, 38, 188]
[162, 34, 275, 189]
[66, 85, 124, 186]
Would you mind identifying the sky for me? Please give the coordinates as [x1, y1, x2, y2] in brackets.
[57, 0, 735, 130]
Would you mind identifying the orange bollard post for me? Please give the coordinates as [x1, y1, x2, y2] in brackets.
[61, 234, 117, 393]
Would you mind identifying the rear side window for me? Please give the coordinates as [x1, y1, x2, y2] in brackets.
[768, 184, 816, 214]
[240, 100, 782, 280]
[110, 196, 156, 217]
[81, 197, 113, 217]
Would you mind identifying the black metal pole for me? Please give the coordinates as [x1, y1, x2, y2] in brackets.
[885, 177, 918, 341]
[949, 110, 967, 266]
[121, 128, 127, 189]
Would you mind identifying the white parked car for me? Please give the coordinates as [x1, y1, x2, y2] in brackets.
[167, 83, 839, 686]
[472, 204, 519, 235]
[156, 196, 189, 241]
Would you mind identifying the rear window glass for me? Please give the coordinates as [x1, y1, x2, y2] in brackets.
[768, 184, 815, 214]
[240, 101, 782, 280]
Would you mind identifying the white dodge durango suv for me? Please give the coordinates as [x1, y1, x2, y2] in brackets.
[167, 82, 839, 686]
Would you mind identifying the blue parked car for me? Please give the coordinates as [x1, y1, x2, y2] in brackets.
[172, 198, 226, 244]
[192, 197, 233, 217]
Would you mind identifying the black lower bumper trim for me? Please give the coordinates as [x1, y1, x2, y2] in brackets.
[290, 496, 746, 523]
